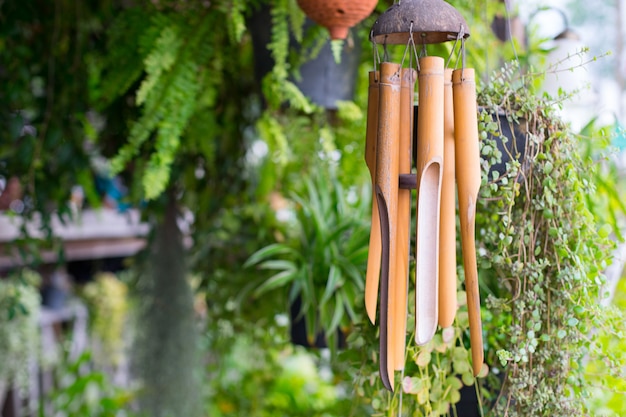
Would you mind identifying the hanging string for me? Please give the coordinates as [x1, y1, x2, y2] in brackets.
[461, 37, 467, 79]
[371, 29, 381, 79]
[399, 22, 414, 70]
[410, 34, 420, 72]
[445, 25, 465, 69]
[383, 38, 390, 63]
[452, 27, 467, 74]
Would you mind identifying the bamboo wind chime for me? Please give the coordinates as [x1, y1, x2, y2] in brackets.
[363, 0, 484, 391]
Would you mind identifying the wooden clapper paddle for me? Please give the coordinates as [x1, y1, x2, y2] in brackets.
[363, 0, 485, 392]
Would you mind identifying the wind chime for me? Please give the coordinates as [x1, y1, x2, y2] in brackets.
[363, 0, 483, 391]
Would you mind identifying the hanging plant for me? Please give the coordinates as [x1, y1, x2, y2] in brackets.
[474, 63, 617, 415]
[81, 272, 129, 368]
[0, 270, 41, 392]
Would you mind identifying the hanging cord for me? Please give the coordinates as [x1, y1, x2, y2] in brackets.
[383, 38, 390, 63]
[371, 29, 381, 79]
[399, 22, 414, 69]
[399, 21, 420, 73]
[461, 37, 467, 80]
[453, 29, 467, 79]
[445, 25, 465, 69]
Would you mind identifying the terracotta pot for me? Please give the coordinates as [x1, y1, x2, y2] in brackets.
[296, 0, 378, 40]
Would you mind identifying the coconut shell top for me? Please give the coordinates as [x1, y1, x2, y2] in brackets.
[371, 0, 469, 45]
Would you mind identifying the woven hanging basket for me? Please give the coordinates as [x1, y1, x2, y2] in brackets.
[296, 0, 378, 40]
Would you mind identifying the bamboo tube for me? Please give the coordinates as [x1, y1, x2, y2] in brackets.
[393, 67, 417, 370]
[439, 68, 457, 329]
[415, 56, 445, 346]
[375, 62, 402, 391]
[452, 68, 484, 376]
[365, 71, 381, 325]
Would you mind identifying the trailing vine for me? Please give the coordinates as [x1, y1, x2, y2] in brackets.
[476, 63, 619, 415]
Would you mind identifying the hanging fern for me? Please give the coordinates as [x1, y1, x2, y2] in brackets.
[107, 11, 214, 200]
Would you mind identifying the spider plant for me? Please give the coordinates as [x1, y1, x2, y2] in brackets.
[245, 169, 370, 352]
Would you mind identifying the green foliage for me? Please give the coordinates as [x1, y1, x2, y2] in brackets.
[81, 272, 129, 367]
[584, 275, 626, 416]
[47, 351, 136, 417]
[206, 327, 348, 417]
[348, 284, 486, 415]
[0, 0, 108, 220]
[578, 117, 626, 240]
[475, 64, 618, 415]
[106, 11, 212, 200]
[0, 270, 41, 388]
[245, 167, 370, 353]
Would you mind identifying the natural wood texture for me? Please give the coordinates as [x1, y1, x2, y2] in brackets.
[452, 68, 484, 376]
[439, 68, 457, 328]
[415, 56, 444, 346]
[375, 62, 402, 391]
[393, 67, 416, 370]
[365, 71, 381, 325]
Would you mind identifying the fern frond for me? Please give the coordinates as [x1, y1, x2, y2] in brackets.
[136, 25, 182, 106]
[268, 0, 290, 82]
[109, 11, 215, 200]
[287, 0, 306, 43]
[256, 113, 291, 167]
[226, 1, 247, 43]
[98, 9, 148, 106]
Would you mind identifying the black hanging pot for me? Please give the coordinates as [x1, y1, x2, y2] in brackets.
[248, 5, 362, 110]
[482, 109, 529, 177]
[289, 295, 347, 349]
[454, 385, 481, 417]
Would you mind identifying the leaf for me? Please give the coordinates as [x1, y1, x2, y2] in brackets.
[330, 39, 343, 64]
[339, 290, 357, 322]
[416, 350, 431, 367]
[243, 243, 293, 268]
[321, 265, 342, 304]
[327, 292, 344, 335]
[445, 376, 463, 391]
[257, 259, 296, 271]
[254, 269, 297, 295]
